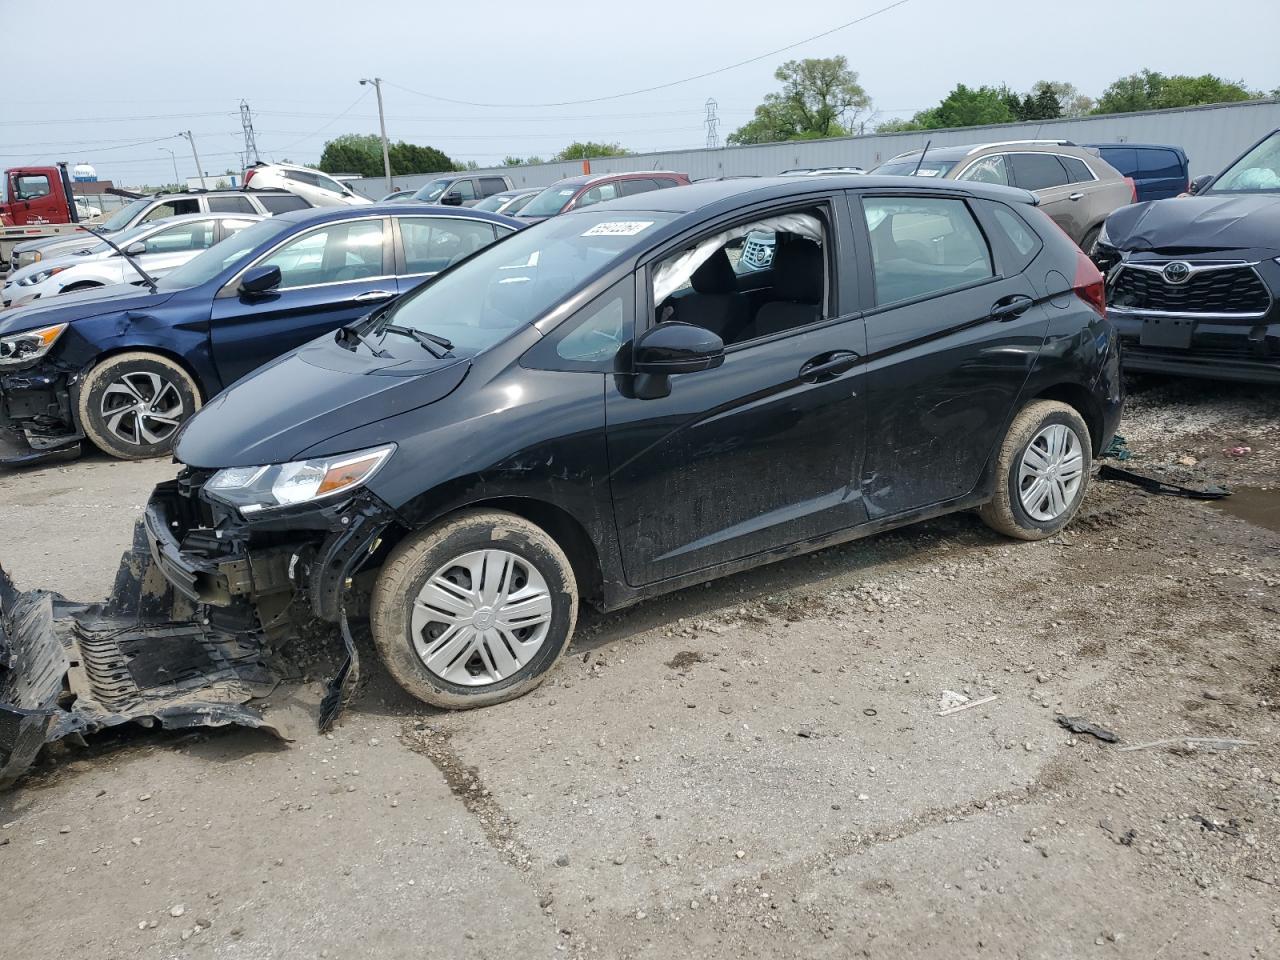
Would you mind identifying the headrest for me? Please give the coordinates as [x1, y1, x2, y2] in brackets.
[772, 238, 823, 303]
[690, 248, 737, 295]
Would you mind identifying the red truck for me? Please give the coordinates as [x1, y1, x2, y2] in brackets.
[0, 162, 138, 272]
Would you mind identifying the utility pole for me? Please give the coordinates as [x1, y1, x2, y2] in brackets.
[158, 147, 179, 187]
[239, 100, 261, 167]
[178, 131, 206, 189]
[360, 78, 393, 194]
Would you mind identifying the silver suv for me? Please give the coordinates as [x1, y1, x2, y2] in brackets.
[9, 189, 311, 271]
[871, 140, 1135, 250]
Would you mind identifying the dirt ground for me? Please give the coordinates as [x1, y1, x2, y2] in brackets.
[1, 375, 1278, 960]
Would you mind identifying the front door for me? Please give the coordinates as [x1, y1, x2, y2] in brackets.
[855, 193, 1048, 518]
[605, 202, 867, 587]
[210, 216, 393, 385]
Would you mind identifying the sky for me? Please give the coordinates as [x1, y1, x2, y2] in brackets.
[3, 0, 1277, 188]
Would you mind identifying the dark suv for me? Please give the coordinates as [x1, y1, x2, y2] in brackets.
[411, 174, 514, 207]
[144, 175, 1120, 713]
[1093, 128, 1280, 383]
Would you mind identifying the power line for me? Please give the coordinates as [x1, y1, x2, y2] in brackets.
[0, 111, 235, 127]
[0, 134, 182, 159]
[267, 89, 372, 155]
[383, 0, 912, 108]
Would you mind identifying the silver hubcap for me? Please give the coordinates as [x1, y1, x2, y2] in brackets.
[99, 371, 185, 446]
[1018, 423, 1084, 522]
[411, 549, 553, 687]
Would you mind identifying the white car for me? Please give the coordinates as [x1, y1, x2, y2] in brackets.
[243, 162, 372, 207]
[2, 213, 262, 308]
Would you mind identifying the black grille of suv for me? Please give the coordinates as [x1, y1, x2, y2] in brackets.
[1111, 265, 1271, 315]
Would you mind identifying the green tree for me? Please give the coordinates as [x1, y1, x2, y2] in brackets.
[319, 133, 457, 177]
[727, 56, 870, 145]
[1094, 70, 1261, 114]
[552, 141, 629, 161]
[1031, 80, 1093, 118]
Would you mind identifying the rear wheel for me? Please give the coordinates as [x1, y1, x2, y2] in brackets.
[77, 352, 201, 460]
[1079, 226, 1101, 256]
[979, 400, 1091, 541]
[370, 510, 578, 709]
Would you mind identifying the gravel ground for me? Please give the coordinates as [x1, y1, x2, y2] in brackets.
[1, 376, 1278, 960]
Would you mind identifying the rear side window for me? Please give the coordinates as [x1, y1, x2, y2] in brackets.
[619, 178, 659, 196]
[142, 198, 200, 222]
[1009, 153, 1069, 190]
[1097, 148, 1138, 177]
[1059, 156, 1095, 184]
[207, 195, 256, 214]
[987, 203, 1042, 268]
[479, 177, 509, 196]
[1138, 149, 1184, 179]
[256, 193, 310, 214]
[654, 178, 680, 188]
[399, 216, 498, 274]
[863, 197, 994, 306]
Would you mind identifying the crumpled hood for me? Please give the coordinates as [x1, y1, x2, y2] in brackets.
[1105, 194, 1280, 255]
[0, 283, 177, 336]
[174, 339, 471, 468]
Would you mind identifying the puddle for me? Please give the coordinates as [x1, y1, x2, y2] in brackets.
[1208, 487, 1280, 534]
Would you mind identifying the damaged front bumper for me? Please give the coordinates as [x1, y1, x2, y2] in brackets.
[0, 362, 83, 464]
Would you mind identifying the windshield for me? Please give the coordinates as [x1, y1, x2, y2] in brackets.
[376, 210, 676, 355]
[1207, 131, 1280, 193]
[474, 193, 513, 212]
[520, 185, 580, 217]
[98, 197, 151, 233]
[87, 222, 152, 255]
[869, 159, 957, 178]
[156, 218, 291, 290]
[412, 178, 455, 202]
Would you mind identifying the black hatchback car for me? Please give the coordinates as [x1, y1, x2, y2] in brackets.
[145, 176, 1121, 710]
[1093, 128, 1280, 383]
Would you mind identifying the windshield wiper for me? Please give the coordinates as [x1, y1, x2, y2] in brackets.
[381, 324, 454, 359]
[336, 320, 389, 357]
[82, 226, 158, 293]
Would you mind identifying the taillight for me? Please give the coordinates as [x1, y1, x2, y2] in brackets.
[1074, 249, 1105, 318]
[243, 168, 256, 187]
[1124, 176, 1137, 203]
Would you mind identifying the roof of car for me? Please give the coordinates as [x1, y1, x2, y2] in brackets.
[546, 171, 686, 188]
[888, 141, 1090, 163]
[1084, 142, 1188, 154]
[568, 175, 1037, 217]
[136, 212, 266, 227]
[271, 202, 525, 228]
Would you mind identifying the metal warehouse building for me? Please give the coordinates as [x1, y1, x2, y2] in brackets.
[350, 98, 1280, 199]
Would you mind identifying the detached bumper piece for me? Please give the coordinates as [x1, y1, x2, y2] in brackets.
[0, 526, 286, 788]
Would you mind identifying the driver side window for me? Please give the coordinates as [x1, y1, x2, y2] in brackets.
[255, 219, 386, 289]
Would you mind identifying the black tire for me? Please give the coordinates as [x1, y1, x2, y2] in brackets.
[370, 510, 578, 709]
[979, 400, 1091, 541]
[76, 352, 202, 460]
[1079, 225, 1101, 256]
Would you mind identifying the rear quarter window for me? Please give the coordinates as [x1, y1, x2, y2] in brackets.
[1097, 148, 1138, 177]
[1059, 156, 1095, 184]
[984, 201, 1043, 272]
[256, 194, 311, 214]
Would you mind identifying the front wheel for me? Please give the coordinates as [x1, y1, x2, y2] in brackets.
[76, 352, 201, 460]
[370, 510, 578, 709]
[979, 400, 1091, 541]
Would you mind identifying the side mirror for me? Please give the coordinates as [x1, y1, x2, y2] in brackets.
[1188, 174, 1215, 195]
[634, 322, 724, 375]
[239, 264, 281, 296]
[441, 193, 464, 206]
[124, 241, 147, 256]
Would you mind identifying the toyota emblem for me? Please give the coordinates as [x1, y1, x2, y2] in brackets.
[1162, 261, 1192, 284]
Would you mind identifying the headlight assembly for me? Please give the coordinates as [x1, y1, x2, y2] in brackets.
[20, 265, 70, 287]
[0, 323, 68, 366]
[205, 444, 395, 513]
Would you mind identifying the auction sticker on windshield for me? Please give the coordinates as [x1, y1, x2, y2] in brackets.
[582, 221, 655, 237]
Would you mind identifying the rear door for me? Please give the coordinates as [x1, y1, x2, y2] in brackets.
[209, 216, 393, 384]
[1137, 148, 1188, 200]
[1007, 152, 1084, 242]
[854, 192, 1048, 517]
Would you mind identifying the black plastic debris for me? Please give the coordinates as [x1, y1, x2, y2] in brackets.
[0, 524, 291, 788]
[1056, 714, 1119, 743]
[1097, 464, 1230, 501]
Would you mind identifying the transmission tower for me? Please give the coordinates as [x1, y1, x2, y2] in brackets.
[239, 100, 260, 167]
[704, 98, 720, 149]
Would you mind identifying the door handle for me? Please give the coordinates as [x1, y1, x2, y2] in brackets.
[991, 295, 1034, 321]
[1068, 192, 1084, 201]
[354, 290, 395, 302]
[799, 351, 860, 383]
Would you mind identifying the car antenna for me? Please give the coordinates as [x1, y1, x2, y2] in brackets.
[81, 225, 159, 294]
[912, 140, 932, 177]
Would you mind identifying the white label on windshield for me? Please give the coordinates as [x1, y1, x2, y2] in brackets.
[582, 220, 655, 237]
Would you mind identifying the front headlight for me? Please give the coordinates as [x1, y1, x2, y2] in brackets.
[205, 443, 395, 513]
[20, 265, 70, 287]
[0, 323, 68, 366]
